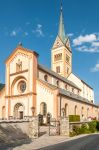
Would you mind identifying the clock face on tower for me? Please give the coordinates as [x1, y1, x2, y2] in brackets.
[56, 41, 61, 46]
[18, 81, 26, 93]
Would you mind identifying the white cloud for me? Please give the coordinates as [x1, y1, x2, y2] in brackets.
[32, 24, 44, 37]
[73, 33, 99, 53]
[67, 33, 74, 37]
[77, 46, 99, 52]
[91, 61, 99, 72]
[10, 27, 22, 37]
[92, 42, 99, 47]
[10, 30, 17, 36]
[73, 34, 97, 46]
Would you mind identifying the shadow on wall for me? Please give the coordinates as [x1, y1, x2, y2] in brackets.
[0, 124, 31, 150]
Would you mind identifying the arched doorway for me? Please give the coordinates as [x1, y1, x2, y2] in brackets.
[40, 102, 47, 116]
[14, 103, 24, 119]
[40, 102, 47, 124]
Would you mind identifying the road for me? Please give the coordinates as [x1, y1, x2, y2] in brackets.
[41, 134, 99, 150]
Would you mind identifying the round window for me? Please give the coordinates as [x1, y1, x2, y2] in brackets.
[18, 81, 26, 93]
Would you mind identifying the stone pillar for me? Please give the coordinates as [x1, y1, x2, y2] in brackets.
[60, 117, 69, 136]
[29, 116, 39, 139]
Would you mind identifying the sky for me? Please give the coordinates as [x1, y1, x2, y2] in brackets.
[0, 0, 99, 103]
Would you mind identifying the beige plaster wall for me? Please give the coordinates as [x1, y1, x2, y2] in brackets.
[0, 88, 6, 118]
[36, 80, 54, 118]
[60, 96, 98, 120]
[68, 73, 94, 102]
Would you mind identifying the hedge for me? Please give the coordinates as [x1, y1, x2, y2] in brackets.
[69, 115, 80, 122]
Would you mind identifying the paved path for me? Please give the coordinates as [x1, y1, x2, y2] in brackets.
[12, 133, 99, 150]
[42, 134, 99, 150]
[1, 133, 99, 150]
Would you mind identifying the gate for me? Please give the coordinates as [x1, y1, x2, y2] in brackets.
[49, 120, 60, 136]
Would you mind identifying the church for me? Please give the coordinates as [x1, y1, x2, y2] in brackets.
[0, 3, 98, 122]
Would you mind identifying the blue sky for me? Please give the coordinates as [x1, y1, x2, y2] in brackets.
[0, 0, 99, 103]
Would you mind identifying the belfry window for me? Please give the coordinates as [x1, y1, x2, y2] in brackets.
[54, 53, 62, 61]
[56, 66, 60, 73]
[67, 67, 69, 75]
[66, 55, 70, 63]
[16, 59, 22, 72]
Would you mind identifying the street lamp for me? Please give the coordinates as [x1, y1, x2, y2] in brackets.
[31, 106, 35, 117]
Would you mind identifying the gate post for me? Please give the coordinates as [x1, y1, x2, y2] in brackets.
[29, 116, 39, 139]
[60, 117, 69, 136]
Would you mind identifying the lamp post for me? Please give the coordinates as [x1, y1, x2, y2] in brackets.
[31, 107, 35, 117]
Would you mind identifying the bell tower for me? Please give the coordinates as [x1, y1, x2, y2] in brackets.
[51, 0, 72, 78]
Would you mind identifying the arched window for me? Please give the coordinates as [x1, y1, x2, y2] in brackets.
[65, 84, 68, 90]
[40, 102, 47, 116]
[65, 103, 68, 117]
[87, 108, 89, 118]
[56, 80, 59, 86]
[44, 74, 48, 82]
[81, 106, 84, 118]
[74, 105, 77, 115]
[16, 59, 22, 72]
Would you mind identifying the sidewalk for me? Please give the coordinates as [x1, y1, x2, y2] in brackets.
[13, 134, 93, 150]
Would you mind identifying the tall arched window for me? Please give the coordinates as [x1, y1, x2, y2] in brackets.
[16, 59, 22, 72]
[87, 108, 89, 119]
[81, 107, 84, 117]
[44, 75, 48, 82]
[65, 103, 68, 117]
[40, 102, 47, 116]
[74, 105, 77, 115]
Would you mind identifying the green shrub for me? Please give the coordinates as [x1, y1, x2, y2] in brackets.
[72, 125, 81, 135]
[88, 121, 97, 133]
[80, 123, 89, 134]
[69, 115, 80, 122]
[96, 121, 99, 131]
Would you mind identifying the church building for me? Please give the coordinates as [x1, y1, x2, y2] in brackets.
[0, 3, 98, 122]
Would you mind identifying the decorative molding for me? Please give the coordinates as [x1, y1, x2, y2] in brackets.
[10, 69, 28, 76]
[5, 92, 36, 98]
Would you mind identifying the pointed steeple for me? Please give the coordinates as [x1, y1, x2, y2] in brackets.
[58, 0, 68, 44]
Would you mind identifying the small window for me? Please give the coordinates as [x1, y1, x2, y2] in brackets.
[78, 90, 80, 95]
[67, 67, 69, 75]
[16, 59, 22, 72]
[56, 66, 60, 73]
[56, 80, 59, 86]
[65, 84, 68, 90]
[72, 87, 74, 93]
[44, 74, 48, 82]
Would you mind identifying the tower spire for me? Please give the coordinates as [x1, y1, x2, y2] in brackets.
[58, 0, 68, 44]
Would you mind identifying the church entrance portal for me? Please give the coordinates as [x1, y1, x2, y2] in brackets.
[14, 103, 24, 119]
